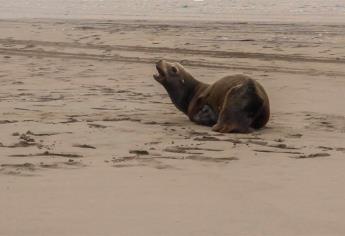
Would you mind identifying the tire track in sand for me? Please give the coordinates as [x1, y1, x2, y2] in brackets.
[0, 47, 344, 77]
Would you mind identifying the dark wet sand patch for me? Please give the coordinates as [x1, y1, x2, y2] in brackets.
[9, 151, 83, 158]
[73, 144, 96, 149]
[164, 146, 223, 154]
[254, 149, 303, 155]
[129, 150, 149, 155]
[292, 153, 331, 159]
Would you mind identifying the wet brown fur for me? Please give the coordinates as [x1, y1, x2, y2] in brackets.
[153, 60, 270, 133]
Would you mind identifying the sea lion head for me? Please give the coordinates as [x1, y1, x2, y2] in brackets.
[153, 60, 190, 85]
[153, 60, 198, 113]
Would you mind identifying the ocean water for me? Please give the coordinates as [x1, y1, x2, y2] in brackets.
[0, 0, 344, 23]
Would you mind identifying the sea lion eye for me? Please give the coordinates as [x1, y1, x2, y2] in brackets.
[171, 66, 178, 74]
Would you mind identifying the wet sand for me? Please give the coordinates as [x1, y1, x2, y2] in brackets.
[0, 18, 345, 235]
[0, 0, 345, 23]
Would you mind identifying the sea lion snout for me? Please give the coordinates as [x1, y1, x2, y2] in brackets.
[156, 62, 165, 77]
[153, 60, 167, 83]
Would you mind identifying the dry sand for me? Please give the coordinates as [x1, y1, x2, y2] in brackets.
[0, 17, 345, 235]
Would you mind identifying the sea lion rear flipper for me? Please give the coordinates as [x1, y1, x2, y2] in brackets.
[213, 80, 262, 133]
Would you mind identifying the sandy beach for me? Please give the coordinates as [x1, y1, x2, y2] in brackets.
[0, 1, 345, 235]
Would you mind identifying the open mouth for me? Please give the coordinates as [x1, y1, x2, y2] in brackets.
[156, 65, 165, 77]
[153, 64, 165, 82]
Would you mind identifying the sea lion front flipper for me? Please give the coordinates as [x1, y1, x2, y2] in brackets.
[192, 104, 218, 126]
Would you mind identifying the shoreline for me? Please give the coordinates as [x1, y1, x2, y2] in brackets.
[1, 16, 345, 26]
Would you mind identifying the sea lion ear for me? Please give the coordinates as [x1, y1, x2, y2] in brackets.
[171, 66, 178, 74]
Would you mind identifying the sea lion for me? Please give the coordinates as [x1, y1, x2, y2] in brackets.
[153, 60, 270, 133]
